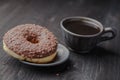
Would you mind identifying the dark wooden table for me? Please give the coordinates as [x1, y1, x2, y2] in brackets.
[0, 0, 120, 80]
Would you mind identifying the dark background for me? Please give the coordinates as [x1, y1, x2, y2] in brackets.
[0, 0, 120, 80]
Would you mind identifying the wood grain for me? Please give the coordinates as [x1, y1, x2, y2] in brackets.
[0, 0, 120, 80]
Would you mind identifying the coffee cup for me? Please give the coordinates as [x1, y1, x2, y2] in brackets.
[60, 16, 117, 53]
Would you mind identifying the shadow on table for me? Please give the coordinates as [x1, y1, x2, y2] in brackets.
[71, 46, 119, 57]
[20, 59, 72, 73]
[90, 46, 119, 57]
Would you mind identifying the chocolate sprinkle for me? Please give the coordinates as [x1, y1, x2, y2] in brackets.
[3, 24, 58, 58]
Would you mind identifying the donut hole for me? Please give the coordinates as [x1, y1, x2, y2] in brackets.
[26, 35, 39, 44]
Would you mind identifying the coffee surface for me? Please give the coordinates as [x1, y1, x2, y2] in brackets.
[63, 21, 100, 35]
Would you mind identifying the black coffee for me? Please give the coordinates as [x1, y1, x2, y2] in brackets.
[63, 21, 100, 35]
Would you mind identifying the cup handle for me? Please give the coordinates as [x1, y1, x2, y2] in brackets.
[99, 27, 117, 42]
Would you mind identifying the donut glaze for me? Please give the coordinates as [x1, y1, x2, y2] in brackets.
[3, 24, 57, 59]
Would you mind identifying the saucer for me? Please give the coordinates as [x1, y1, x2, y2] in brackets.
[20, 44, 70, 67]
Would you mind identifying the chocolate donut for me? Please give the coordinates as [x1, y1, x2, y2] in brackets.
[3, 24, 58, 63]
